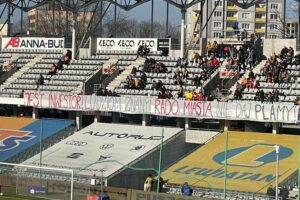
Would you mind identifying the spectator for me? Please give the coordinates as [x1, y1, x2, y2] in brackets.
[207, 42, 213, 57]
[294, 97, 300, 105]
[176, 58, 188, 68]
[279, 186, 289, 200]
[97, 191, 110, 200]
[273, 89, 279, 102]
[47, 64, 57, 79]
[259, 89, 265, 103]
[254, 89, 260, 101]
[36, 74, 44, 88]
[185, 91, 193, 101]
[248, 70, 255, 80]
[191, 51, 200, 63]
[181, 182, 192, 196]
[151, 177, 167, 192]
[63, 50, 72, 64]
[131, 66, 137, 76]
[267, 185, 275, 198]
[144, 174, 153, 192]
[178, 85, 184, 99]
[57, 59, 64, 72]
[240, 29, 248, 41]
[212, 41, 218, 56]
[151, 80, 157, 90]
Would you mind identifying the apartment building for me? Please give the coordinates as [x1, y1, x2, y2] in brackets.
[286, 20, 298, 38]
[186, 0, 285, 43]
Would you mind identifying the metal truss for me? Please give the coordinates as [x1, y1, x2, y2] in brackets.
[227, 0, 266, 9]
[0, 0, 267, 15]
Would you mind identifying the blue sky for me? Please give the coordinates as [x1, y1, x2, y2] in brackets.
[1, 0, 298, 24]
[125, 1, 181, 25]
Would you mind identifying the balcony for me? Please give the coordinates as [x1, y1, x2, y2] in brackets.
[227, 17, 237, 21]
[192, 15, 198, 22]
[255, 28, 265, 33]
[226, 27, 234, 31]
[255, 7, 266, 12]
[255, 18, 266, 23]
[191, 36, 199, 43]
[227, 6, 237, 11]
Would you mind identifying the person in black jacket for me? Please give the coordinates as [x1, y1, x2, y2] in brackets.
[267, 185, 275, 197]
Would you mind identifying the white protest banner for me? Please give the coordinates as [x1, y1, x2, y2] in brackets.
[1, 37, 64, 49]
[96, 38, 158, 51]
[23, 91, 300, 123]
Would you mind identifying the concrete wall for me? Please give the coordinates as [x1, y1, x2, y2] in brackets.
[263, 39, 296, 56]
[79, 48, 90, 58]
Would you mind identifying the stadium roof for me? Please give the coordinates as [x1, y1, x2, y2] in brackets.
[0, 0, 266, 12]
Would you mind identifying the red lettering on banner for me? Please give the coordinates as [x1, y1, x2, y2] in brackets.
[205, 102, 212, 116]
[154, 99, 178, 116]
[75, 96, 82, 109]
[171, 100, 178, 115]
[155, 99, 161, 114]
[184, 101, 213, 117]
[49, 93, 60, 108]
[5, 37, 20, 48]
[25, 91, 44, 107]
[48, 93, 82, 109]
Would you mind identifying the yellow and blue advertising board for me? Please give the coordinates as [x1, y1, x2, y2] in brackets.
[162, 131, 300, 193]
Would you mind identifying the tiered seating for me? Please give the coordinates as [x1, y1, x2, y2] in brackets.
[231, 63, 300, 103]
[114, 56, 223, 96]
[94, 50, 162, 70]
[0, 52, 103, 97]
[0, 53, 12, 65]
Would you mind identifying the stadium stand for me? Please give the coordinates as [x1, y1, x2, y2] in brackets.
[229, 47, 300, 104]
[0, 49, 103, 97]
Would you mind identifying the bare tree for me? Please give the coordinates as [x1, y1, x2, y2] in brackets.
[12, 19, 28, 35]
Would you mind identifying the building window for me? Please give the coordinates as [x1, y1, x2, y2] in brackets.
[214, 11, 222, 17]
[213, 32, 222, 38]
[242, 13, 251, 19]
[214, 0, 223, 7]
[227, 12, 236, 17]
[270, 24, 278, 30]
[270, 3, 279, 10]
[242, 23, 250, 29]
[270, 14, 278, 20]
[227, 2, 234, 6]
[255, 13, 265, 18]
[213, 22, 222, 28]
[270, 35, 278, 39]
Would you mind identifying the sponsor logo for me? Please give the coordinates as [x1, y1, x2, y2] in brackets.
[65, 141, 87, 146]
[83, 131, 163, 140]
[0, 129, 35, 151]
[99, 143, 114, 150]
[98, 154, 112, 161]
[4, 37, 64, 49]
[28, 186, 47, 195]
[213, 144, 293, 167]
[130, 145, 145, 152]
[67, 153, 84, 159]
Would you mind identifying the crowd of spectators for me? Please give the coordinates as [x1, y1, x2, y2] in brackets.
[137, 45, 150, 57]
[233, 46, 300, 103]
[96, 88, 119, 96]
[122, 52, 223, 101]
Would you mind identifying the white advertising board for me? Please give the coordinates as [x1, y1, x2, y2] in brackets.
[1, 37, 64, 49]
[96, 38, 158, 51]
[22, 123, 182, 178]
